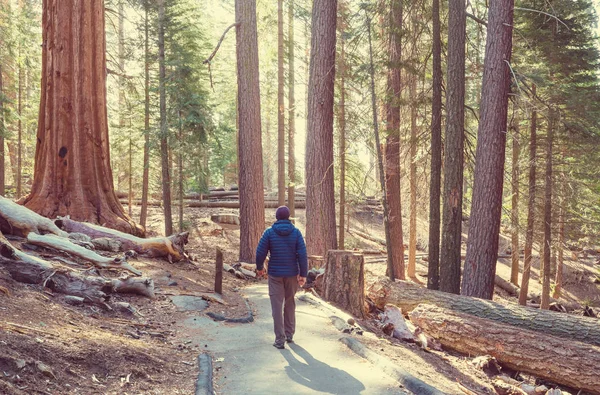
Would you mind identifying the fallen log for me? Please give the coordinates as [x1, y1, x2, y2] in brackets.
[56, 217, 188, 261]
[0, 240, 154, 303]
[26, 233, 142, 276]
[368, 278, 600, 347]
[0, 195, 67, 237]
[409, 304, 600, 394]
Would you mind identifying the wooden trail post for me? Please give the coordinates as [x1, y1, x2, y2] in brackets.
[323, 250, 365, 318]
[215, 248, 223, 294]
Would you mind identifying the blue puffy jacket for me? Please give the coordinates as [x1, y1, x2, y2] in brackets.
[255, 220, 308, 278]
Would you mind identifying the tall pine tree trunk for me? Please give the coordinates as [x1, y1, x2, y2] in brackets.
[288, 0, 296, 218]
[140, 1, 150, 229]
[158, 0, 173, 236]
[337, 2, 347, 250]
[24, 0, 142, 235]
[0, 63, 4, 196]
[511, 114, 520, 285]
[16, 46, 23, 198]
[408, 74, 417, 279]
[554, 156, 565, 299]
[462, 0, 514, 299]
[178, 115, 184, 233]
[384, 0, 404, 280]
[541, 110, 554, 309]
[519, 84, 537, 306]
[305, 0, 337, 257]
[236, 0, 265, 262]
[428, 0, 442, 290]
[440, 0, 466, 294]
[277, 0, 285, 206]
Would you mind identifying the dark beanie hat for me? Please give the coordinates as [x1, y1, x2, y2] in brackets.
[276, 206, 290, 220]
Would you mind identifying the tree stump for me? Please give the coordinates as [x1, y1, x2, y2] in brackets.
[323, 250, 365, 318]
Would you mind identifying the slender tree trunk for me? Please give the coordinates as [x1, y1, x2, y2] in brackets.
[178, 115, 184, 233]
[17, 47, 23, 198]
[408, 75, 417, 279]
[384, 0, 404, 280]
[428, 0, 442, 290]
[519, 84, 537, 306]
[288, 0, 296, 218]
[510, 115, 520, 285]
[462, 0, 514, 299]
[367, 13, 396, 281]
[264, 97, 273, 190]
[277, 0, 285, 206]
[305, 0, 338, 257]
[541, 111, 554, 310]
[118, 0, 131, 217]
[236, 0, 265, 262]
[554, 168, 565, 299]
[24, 0, 141, 235]
[337, 2, 346, 249]
[440, 0, 466, 294]
[0, 63, 4, 196]
[158, 0, 172, 236]
[140, 2, 150, 229]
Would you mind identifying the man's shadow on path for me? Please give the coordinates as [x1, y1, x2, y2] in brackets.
[281, 343, 366, 395]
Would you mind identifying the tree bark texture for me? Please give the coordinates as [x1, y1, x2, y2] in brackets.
[323, 250, 365, 318]
[24, 0, 142, 236]
[554, 141, 565, 298]
[541, 110, 554, 309]
[462, 0, 514, 299]
[408, 74, 417, 279]
[139, 3, 150, 229]
[236, 0, 265, 262]
[409, 305, 600, 394]
[0, 63, 4, 196]
[384, 0, 404, 280]
[368, 278, 600, 347]
[287, 0, 296, 219]
[440, 0, 466, 294]
[337, 4, 347, 250]
[510, 118, 520, 286]
[158, 0, 173, 237]
[428, 0, 442, 290]
[519, 84, 537, 306]
[277, 0, 285, 207]
[305, 0, 338, 257]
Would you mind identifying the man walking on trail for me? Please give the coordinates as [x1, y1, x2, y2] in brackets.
[256, 206, 308, 349]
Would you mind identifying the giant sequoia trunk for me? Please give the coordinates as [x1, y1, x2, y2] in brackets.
[409, 305, 600, 395]
[236, 0, 265, 262]
[305, 0, 338, 257]
[427, 0, 442, 290]
[384, 0, 405, 280]
[368, 278, 600, 347]
[462, 0, 514, 299]
[23, 0, 142, 236]
[439, 0, 466, 294]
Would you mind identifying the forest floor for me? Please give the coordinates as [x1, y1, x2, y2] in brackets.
[0, 204, 599, 394]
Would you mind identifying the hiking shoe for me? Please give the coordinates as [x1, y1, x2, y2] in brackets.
[286, 337, 294, 343]
[273, 342, 285, 349]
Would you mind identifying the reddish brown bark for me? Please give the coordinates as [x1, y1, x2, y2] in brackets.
[440, 0, 466, 294]
[0, 63, 4, 196]
[277, 0, 285, 207]
[305, 0, 338, 257]
[287, 0, 296, 218]
[337, 1, 347, 250]
[384, 0, 404, 280]
[236, 0, 265, 262]
[24, 0, 142, 236]
[158, 0, 172, 236]
[428, 0, 442, 290]
[462, 0, 514, 299]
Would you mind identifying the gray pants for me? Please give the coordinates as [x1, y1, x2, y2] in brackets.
[268, 275, 299, 344]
